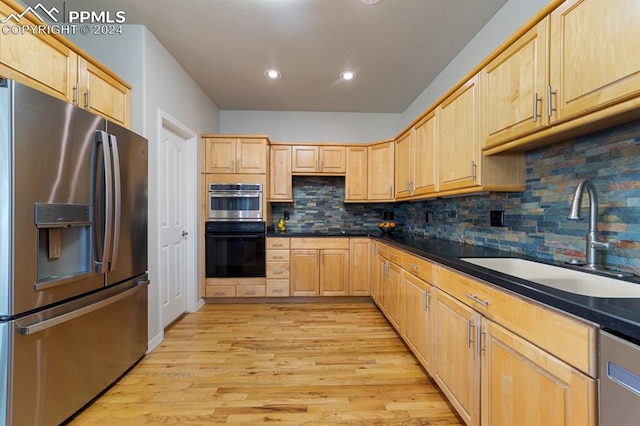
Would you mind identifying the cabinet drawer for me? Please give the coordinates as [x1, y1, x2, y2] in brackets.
[205, 286, 236, 298]
[267, 250, 290, 262]
[291, 237, 349, 250]
[377, 243, 402, 264]
[267, 238, 290, 249]
[267, 280, 290, 297]
[401, 252, 433, 283]
[237, 285, 266, 298]
[266, 262, 290, 278]
[434, 265, 597, 376]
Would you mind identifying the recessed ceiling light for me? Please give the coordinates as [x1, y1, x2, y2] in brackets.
[265, 69, 282, 80]
[341, 71, 356, 81]
[359, 0, 381, 4]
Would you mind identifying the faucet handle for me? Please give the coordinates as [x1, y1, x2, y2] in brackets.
[591, 240, 615, 252]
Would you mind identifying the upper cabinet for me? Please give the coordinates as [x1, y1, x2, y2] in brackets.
[291, 145, 346, 174]
[204, 137, 268, 174]
[345, 146, 368, 202]
[269, 145, 293, 201]
[367, 141, 395, 201]
[0, 1, 131, 127]
[481, 18, 550, 149]
[438, 75, 481, 192]
[549, 0, 640, 123]
[483, 0, 640, 154]
[395, 111, 437, 200]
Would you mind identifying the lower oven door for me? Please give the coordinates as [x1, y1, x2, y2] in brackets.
[205, 233, 266, 278]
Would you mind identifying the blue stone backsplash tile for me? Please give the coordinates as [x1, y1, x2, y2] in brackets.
[271, 119, 640, 275]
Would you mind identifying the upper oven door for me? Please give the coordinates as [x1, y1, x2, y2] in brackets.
[208, 191, 262, 221]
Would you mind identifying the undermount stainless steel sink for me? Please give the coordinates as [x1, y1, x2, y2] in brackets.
[460, 257, 640, 298]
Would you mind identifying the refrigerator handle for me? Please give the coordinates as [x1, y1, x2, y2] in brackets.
[109, 134, 121, 271]
[15, 280, 148, 335]
[95, 131, 113, 274]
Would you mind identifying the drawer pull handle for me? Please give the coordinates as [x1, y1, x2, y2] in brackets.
[272, 256, 284, 259]
[272, 270, 284, 274]
[273, 243, 283, 247]
[244, 291, 256, 296]
[407, 262, 418, 269]
[465, 293, 489, 307]
[214, 291, 226, 296]
[272, 288, 283, 293]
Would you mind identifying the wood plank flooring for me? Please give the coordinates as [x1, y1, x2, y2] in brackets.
[69, 302, 463, 425]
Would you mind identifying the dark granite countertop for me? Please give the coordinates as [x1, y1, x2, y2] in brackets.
[374, 233, 640, 342]
[268, 229, 640, 341]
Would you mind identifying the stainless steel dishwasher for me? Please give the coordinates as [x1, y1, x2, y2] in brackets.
[600, 330, 640, 425]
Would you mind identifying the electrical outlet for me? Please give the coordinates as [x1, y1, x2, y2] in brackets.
[490, 210, 504, 227]
[425, 211, 430, 223]
[284, 211, 290, 220]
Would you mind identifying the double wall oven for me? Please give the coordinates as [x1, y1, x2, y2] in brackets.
[205, 183, 266, 279]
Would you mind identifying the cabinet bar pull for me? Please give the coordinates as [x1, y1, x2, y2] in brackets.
[547, 86, 557, 117]
[389, 186, 393, 198]
[533, 92, 541, 122]
[73, 84, 79, 106]
[319, 159, 323, 171]
[272, 256, 284, 259]
[231, 160, 235, 172]
[465, 293, 489, 306]
[467, 320, 476, 348]
[407, 262, 418, 270]
[424, 291, 430, 310]
[478, 327, 486, 356]
[272, 270, 284, 274]
[470, 160, 476, 181]
[83, 90, 90, 110]
[273, 243, 283, 247]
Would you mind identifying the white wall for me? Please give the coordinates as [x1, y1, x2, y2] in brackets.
[400, 0, 550, 127]
[220, 110, 401, 143]
[220, 0, 550, 140]
[69, 25, 220, 352]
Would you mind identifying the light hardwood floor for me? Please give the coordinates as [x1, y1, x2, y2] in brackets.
[69, 302, 463, 425]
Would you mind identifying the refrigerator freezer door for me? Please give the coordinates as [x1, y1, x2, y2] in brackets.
[2, 276, 148, 425]
[2, 81, 107, 316]
[105, 122, 148, 286]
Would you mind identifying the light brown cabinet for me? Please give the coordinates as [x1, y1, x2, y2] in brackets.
[349, 238, 371, 296]
[367, 141, 395, 201]
[290, 238, 349, 296]
[395, 111, 437, 199]
[549, 0, 640, 124]
[204, 137, 267, 174]
[266, 238, 290, 297]
[401, 269, 434, 374]
[345, 146, 368, 201]
[292, 145, 346, 174]
[481, 18, 549, 149]
[481, 319, 596, 426]
[0, 1, 131, 127]
[269, 145, 292, 201]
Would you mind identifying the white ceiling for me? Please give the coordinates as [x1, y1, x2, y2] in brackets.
[37, 0, 509, 113]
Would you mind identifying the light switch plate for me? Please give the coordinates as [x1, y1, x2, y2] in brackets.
[490, 210, 504, 227]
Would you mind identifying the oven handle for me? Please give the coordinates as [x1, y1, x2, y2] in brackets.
[206, 233, 265, 239]
[209, 192, 261, 197]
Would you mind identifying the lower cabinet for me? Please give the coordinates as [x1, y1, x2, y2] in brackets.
[349, 238, 371, 296]
[432, 288, 482, 426]
[290, 238, 350, 296]
[371, 242, 597, 426]
[481, 319, 596, 426]
[266, 238, 290, 297]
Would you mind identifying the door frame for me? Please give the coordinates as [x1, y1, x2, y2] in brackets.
[157, 110, 203, 322]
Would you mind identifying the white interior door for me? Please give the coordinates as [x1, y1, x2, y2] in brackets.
[160, 125, 189, 327]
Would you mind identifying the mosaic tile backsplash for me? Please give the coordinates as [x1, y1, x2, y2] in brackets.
[272, 119, 640, 275]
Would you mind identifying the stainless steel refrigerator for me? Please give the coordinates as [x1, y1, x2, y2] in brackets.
[0, 79, 148, 425]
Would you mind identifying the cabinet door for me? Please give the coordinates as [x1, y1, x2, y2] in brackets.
[290, 250, 319, 296]
[349, 238, 371, 296]
[402, 271, 433, 374]
[481, 320, 597, 426]
[413, 111, 437, 196]
[438, 75, 480, 192]
[481, 18, 549, 149]
[367, 141, 395, 201]
[319, 146, 346, 174]
[394, 131, 412, 199]
[319, 249, 349, 296]
[345, 147, 368, 201]
[385, 261, 402, 330]
[236, 138, 267, 174]
[549, 0, 640, 123]
[269, 145, 292, 201]
[204, 138, 235, 173]
[291, 145, 319, 173]
[78, 57, 130, 127]
[433, 288, 481, 426]
[0, 2, 77, 103]
[371, 253, 385, 306]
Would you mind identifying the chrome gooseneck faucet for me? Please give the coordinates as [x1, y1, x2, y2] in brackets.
[567, 179, 613, 270]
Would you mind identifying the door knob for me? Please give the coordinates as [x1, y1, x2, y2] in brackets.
[182, 231, 189, 237]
